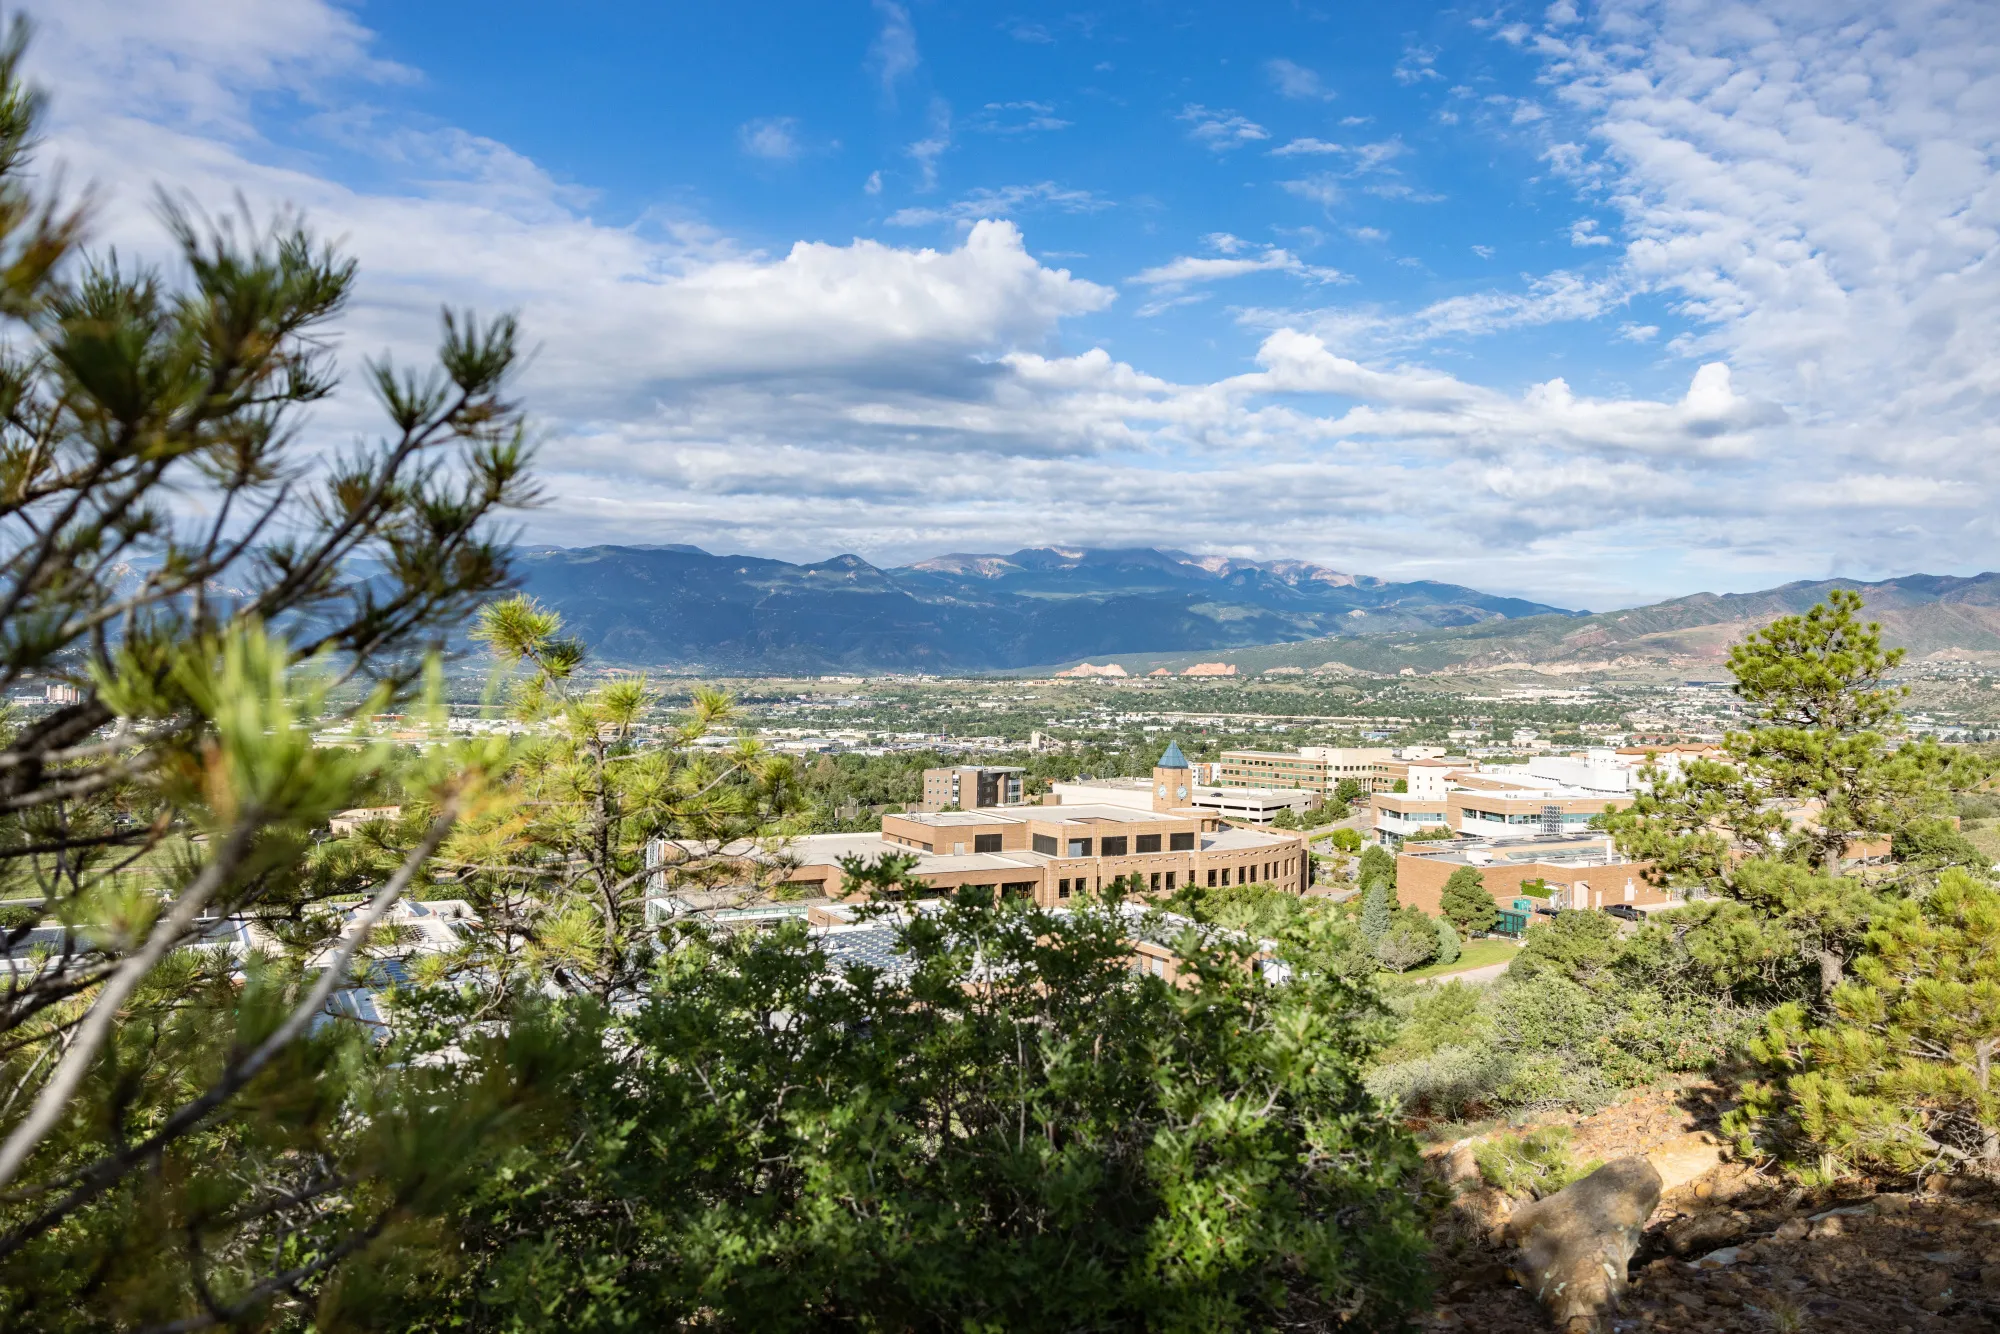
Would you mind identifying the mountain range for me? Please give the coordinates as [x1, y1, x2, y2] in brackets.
[509, 546, 2000, 676]
[511, 544, 1577, 673]
[1076, 573, 2000, 678]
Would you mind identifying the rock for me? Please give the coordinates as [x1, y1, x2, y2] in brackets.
[1809, 1214, 1845, 1240]
[1695, 1246, 1744, 1269]
[1921, 1250, 1966, 1265]
[1667, 1210, 1751, 1257]
[1443, 1141, 1481, 1189]
[1774, 1218, 1812, 1242]
[1877, 1193, 1915, 1216]
[1645, 1132, 1724, 1192]
[1502, 1156, 1662, 1333]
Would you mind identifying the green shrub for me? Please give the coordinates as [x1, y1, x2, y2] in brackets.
[1367, 1046, 1513, 1120]
[1434, 916, 1461, 967]
[1473, 1127, 1601, 1199]
[1374, 907, 1439, 972]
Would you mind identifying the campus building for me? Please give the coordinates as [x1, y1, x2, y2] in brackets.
[1393, 833, 1669, 917]
[919, 765, 1026, 811]
[650, 744, 1312, 908]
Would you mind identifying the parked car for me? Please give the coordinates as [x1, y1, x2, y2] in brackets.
[1603, 903, 1644, 923]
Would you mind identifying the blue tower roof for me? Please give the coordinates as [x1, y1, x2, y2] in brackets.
[1156, 741, 1190, 770]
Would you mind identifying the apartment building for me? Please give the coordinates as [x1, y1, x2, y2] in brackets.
[1394, 834, 1668, 916]
[920, 765, 1026, 811]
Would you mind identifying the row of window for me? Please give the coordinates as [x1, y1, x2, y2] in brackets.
[1050, 856, 1295, 899]
[1031, 832, 1197, 857]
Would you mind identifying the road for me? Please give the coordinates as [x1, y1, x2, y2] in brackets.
[1414, 959, 1514, 986]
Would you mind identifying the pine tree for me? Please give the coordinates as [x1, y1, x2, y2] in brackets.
[1440, 866, 1498, 935]
[1361, 881, 1391, 943]
[1729, 869, 2000, 1175]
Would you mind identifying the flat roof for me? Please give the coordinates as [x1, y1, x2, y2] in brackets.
[1201, 827, 1295, 850]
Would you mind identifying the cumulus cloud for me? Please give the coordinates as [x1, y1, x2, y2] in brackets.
[26, 0, 2000, 606]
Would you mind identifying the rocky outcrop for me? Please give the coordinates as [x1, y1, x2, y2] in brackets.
[1501, 1157, 1662, 1333]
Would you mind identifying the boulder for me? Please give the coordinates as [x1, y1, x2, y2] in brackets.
[1502, 1156, 1662, 1333]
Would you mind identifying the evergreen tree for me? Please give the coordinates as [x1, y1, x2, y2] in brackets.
[1361, 881, 1391, 944]
[0, 17, 539, 1312]
[1730, 869, 2000, 1175]
[1440, 866, 1498, 934]
[1605, 590, 1989, 997]
[1358, 844, 1396, 898]
[1434, 915, 1462, 967]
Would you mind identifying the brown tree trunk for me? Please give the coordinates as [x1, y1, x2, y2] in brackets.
[1817, 948, 1844, 999]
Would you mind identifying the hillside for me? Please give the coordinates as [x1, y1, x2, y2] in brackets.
[1050, 573, 2000, 677]
[510, 545, 1578, 672]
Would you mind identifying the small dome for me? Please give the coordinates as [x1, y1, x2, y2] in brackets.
[1156, 741, 1191, 770]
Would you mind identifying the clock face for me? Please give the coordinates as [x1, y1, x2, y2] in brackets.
[1156, 783, 1167, 796]
[1176, 784, 1187, 799]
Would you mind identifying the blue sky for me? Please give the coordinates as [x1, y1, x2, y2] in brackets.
[29, 0, 2000, 610]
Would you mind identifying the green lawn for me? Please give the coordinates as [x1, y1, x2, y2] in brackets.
[1393, 937, 1520, 981]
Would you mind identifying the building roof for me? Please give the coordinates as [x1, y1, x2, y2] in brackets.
[1156, 740, 1190, 770]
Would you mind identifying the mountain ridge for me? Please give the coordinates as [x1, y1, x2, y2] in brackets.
[510, 544, 1580, 672]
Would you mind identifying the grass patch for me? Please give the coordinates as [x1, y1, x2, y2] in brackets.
[1396, 937, 1519, 980]
[1474, 1126, 1601, 1199]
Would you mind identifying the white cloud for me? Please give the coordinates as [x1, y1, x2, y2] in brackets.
[868, 0, 920, 96]
[885, 182, 1109, 227]
[29, 0, 2000, 604]
[1265, 58, 1334, 101]
[1471, 244, 1495, 258]
[1177, 104, 1269, 151]
[1270, 138, 1344, 157]
[738, 116, 799, 162]
[1130, 248, 1341, 289]
[1568, 217, 1613, 247]
[1280, 174, 1343, 209]
[1394, 45, 1442, 84]
[968, 101, 1071, 134]
[864, 170, 883, 195]
[905, 98, 951, 190]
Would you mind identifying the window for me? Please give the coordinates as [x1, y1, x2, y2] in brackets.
[1135, 834, 1161, 853]
[1032, 833, 1058, 856]
[974, 833, 1002, 854]
[1207, 868, 1217, 887]
[1166, 871, 1176, 890]
[1003, 881, 1036, 900]
[1237, 866, 1247, 885]
[1169, 832, 1194, 851]
[1149, 872, 1160, 891]
[1058, 878, 1071, 898]
[1100, 836, 1128, 856]
[1067, 838, 1093, 857]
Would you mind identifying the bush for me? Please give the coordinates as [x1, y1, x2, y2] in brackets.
[1473, 1127, 1601, 1200]
[1361, 883, 1391, 944]
[1434, 916, 1462, 967]
[1374, 907, 1439, 972]
[1367, 1046, 1513, 1121]
[1328, 827, 1364, 853]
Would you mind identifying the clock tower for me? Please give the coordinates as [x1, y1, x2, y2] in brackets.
[1151, 740, 1192, 812]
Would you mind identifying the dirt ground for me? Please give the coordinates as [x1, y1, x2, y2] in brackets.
[1422, 1081, 2000, 1333]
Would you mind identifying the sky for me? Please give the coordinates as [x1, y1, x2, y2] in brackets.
[24, 0, 2000, 611]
